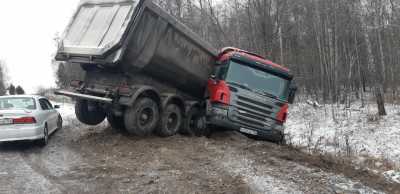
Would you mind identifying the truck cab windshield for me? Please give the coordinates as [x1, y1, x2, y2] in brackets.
[217, 60, 290, 101]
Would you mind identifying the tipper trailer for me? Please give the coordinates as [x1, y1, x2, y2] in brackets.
[55, 0, 297, 141]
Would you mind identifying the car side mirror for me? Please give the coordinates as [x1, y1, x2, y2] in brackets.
[54, 105, 61, 109]
[288, 86, 298, 104]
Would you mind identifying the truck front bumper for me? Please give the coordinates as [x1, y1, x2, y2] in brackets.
[207, 104, 284, 141]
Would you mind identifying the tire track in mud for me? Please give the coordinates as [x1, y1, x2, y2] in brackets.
[19, 150, 66, 194]
[148, 143, 253, 193]
[69, 128, 254, 193]
[203, 132, 385, 194]
[204, 133, 310, 193]
[17, 126, 106, 194]
[0, 143, 62, 194]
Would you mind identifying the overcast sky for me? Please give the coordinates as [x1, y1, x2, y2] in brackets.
[0, 0, 80, 93]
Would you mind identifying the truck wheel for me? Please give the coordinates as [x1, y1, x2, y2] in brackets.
[267, 131, 285, 144]
[182, 107, 208, 137]
[124, 97, 160, 136]
[157, 104, 183, 137]
[277, 132, 286, 145]
[75, 100, 106, 125]
[107, 113, 126, 131]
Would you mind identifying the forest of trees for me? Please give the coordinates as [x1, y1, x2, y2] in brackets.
[0, 61, 7, 96]
[55, 0, 400, 115]
[151, 0, 400, 115]
[54, 61, 85, 89]
[0, 61, 26, 96]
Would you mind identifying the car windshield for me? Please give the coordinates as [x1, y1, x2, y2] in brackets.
[217, 60, 290, 101]
[0, 97, 37, 110]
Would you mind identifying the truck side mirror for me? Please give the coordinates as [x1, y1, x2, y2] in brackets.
[209, 74, 219, 85]
[288, 85, 297, 104]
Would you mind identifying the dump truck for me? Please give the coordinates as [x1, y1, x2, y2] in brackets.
[55, 0, 297, 142]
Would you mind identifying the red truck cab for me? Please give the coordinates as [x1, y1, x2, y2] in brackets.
[206, 47, 296, 142]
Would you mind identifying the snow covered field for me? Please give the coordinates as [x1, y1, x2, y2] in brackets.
[286, 101, 400, 182]
[55, 102, 75, 120]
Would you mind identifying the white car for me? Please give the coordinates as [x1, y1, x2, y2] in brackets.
[0, 95, 62, 146]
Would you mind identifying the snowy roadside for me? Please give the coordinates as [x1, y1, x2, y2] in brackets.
[52, 101, 76, 125]
[285, 101, 400, 183]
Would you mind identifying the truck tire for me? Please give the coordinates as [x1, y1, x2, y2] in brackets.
[156, 103, 183, 137]
[124, 97, 160, 136]
[269, 131, 285, 144]
[279, 133, 286, 145]
[107, 113, 126, 131]
[75, 100, 106, 125]
[181, 107, 208, 137]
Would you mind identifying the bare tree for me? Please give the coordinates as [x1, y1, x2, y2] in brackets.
[358, 0, 387, 115]
[0, 61, 8, 96]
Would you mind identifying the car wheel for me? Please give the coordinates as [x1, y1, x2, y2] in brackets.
[156, 103, 183, 137]
[39, 125, 49, 147]
[124, 97, 160, 136]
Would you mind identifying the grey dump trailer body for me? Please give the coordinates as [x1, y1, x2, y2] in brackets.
[56, 0, 217, 99]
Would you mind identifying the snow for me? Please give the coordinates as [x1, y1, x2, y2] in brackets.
[52, 101, 77, 126]
[286, 100, 400, 178]
[286, 101, 400, 162]
[220, 156, 304, 194]
[329, 176, 383, 194]
[383, 170, 400, 184]
[210, 137, 383, 194]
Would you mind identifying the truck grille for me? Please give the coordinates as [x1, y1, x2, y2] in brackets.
[234, 95, 275, 128]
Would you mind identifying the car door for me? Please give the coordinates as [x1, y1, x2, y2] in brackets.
[43, 99, 58, 133]
[38, 98, 53, 130]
